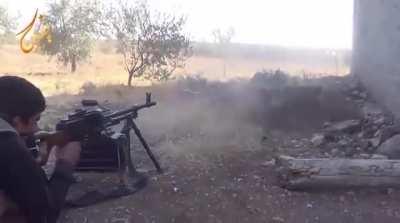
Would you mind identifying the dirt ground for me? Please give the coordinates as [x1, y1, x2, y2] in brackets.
[40, 75, 400, 223]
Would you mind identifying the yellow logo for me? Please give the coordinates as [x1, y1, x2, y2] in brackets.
[16, 9, 52, 54]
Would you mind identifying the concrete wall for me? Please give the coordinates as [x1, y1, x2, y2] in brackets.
[352, 0, 400, 117]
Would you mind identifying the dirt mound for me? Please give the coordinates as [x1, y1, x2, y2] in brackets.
[249, 71, 361, 133]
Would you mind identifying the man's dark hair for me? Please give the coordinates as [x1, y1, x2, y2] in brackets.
[0, 76, 46, 122]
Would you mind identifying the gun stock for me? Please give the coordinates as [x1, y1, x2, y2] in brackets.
[34, 131, 73, 148]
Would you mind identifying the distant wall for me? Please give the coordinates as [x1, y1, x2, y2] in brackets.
[352, 0, 400, 117]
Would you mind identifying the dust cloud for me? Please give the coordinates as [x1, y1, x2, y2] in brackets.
[44, 72, 361, 158]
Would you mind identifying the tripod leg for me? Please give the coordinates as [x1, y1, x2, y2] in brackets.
[113, 133, 147, 190]
[117, 133, 137, 177]
[110, 133, 131, 184]
[130, 120, 163, 173]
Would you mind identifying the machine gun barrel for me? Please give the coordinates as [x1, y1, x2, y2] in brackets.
[104, 102, 156, 127]
[107, 102, 156, 119]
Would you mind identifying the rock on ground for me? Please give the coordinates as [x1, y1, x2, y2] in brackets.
[325, 120, 361, 134]
[377, 134, 400, 159]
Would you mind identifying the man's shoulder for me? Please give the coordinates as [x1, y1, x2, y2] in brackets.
[0, 120, 25, 160]
[0, 117, 19, 149]
[0, 132, 19, 145]
[0, 132, 22, 159]
[0, 118, 17, 135]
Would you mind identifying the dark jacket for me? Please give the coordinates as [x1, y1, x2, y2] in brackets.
[0, 118, 75, 223]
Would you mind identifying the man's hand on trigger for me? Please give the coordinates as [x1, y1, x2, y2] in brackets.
[34, 141, 49, 166]
[33, 131, 53, 166]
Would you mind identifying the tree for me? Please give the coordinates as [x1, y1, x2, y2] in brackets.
[212, 27, 235, 46]
[0, 6, 16, 44]
[109, 1, 191, 86]
[39, 0, 104, 72]
[211, 27, 235, 76]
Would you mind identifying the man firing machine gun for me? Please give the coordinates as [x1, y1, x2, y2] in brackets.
[31, 92, 162, 207]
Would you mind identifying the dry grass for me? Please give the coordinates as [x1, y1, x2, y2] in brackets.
[0, 44, 349, 96]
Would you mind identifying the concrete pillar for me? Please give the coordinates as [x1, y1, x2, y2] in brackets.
[352, 0, 400, 118]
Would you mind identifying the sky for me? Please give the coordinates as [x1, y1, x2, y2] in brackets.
[0, 0, 354, 49]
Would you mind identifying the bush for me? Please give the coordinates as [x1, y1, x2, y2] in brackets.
[251, 69, 291, 89]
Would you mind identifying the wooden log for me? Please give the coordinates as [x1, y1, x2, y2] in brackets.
[275, 155, 400, 190]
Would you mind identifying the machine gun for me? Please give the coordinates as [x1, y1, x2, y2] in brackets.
[29, 93, 162, 207]
[37, 92, 161, 176]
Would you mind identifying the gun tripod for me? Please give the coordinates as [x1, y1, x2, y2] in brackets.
[67, 117, 162, 208]
[119, 117, 162, 175]
[62, 93, 162, 207]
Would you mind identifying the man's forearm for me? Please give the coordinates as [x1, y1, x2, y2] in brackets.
[46, 160, 76, 223]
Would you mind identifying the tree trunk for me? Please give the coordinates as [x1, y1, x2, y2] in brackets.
[62, 53, 69, 67]
[128, 71, 134, 87]
[71, 54, 77, 73]
[276, 155, 400, 190]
